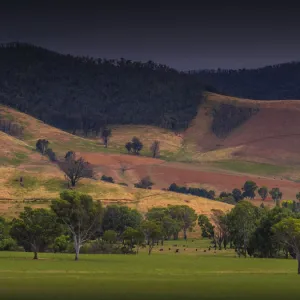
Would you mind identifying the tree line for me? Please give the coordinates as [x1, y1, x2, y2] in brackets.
[198, 201, 300, 273]
[0, 191, 197, 259]
[1, 193, 300, 273]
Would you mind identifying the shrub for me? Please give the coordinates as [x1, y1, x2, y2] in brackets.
[101, 175, 114, 183]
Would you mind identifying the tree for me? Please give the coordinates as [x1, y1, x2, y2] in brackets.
[269, 188, 283, 203]
[59, 156, 94, 187]
[65, 151, 75, 161]
[36, 139, 49, 155]
[168, 205, 197, 240]
[131, 137, 143, 155]
[101, 175, 114, 183]
[232, 188, 243, 202]
[227, 201, 259, 257]
[45, 148, 56, 162]
[102, 205, 142, 236]
[51, 191, 103, 261]
[211, 209, 230, 250]
[101, 127, 112, 148]
[10, 207, 61, 259]
[198, 214, 214, 239]
[125, 142, 132, 153]
[273, 218, 300, 274]
[150, 140, 160, 158]
[296, 192, 300, 202]
[102, 230, 118, 244]
[258, 186, 268, 201]
[53, 235, 70, 253]
[141, 220, 162, 255]
[242, 181, 258, 199]
[122, 227, 145, 253]
[134, 176, 154, 189]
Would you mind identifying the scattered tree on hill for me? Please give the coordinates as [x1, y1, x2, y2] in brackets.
[269, 188, 283, 203]
[65, 151, 75, 161]
[10, 207, 62, 259]
[101, 175, 114, 183]
[150, 140, 160, 158]
[131, 137, 143, 155]
[232, 188, 243, 202]
[36, 139, 49, 155]
[125, 142, 132, 153]
[198, 214, 214, 239]
[59, 155, 94, 187]
[101, 127, 112, 148]
[45, 148, 57, 162]
[273, 218, 300, 274]
[258, 186, 268, 201]
[242, 181, 258, 199]
[51, 191, 103, 261]
[134, 176, 154, 189]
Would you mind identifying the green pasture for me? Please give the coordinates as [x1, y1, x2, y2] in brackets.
[0, 245, 299, 300]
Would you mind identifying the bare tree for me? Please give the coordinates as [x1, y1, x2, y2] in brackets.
[101, 127, 112, 148]
[59, 156, 94, 187]
[150, 140, 160, 158]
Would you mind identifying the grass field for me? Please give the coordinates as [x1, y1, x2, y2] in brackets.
[0, 243, 299, 300]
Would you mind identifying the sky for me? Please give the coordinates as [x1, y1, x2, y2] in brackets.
[1, 1, 300, 70]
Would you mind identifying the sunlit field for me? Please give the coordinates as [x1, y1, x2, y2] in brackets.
[1, 240, 299, 300]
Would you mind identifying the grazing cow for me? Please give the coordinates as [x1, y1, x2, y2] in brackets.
[204, 250, 206, 252]
[175, 249, 179, 253]
[169, 248, 171, 250]
[159, 248, 164, 252]
[196, 249, 198, 251]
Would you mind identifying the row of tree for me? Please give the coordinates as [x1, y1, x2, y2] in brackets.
[0, 191, 199, 260]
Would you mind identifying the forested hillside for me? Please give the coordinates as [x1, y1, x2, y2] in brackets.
[195, 62, 300, 100]
[0, 43, 204, 135]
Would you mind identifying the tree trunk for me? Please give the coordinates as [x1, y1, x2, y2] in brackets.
[33, 251, 38, 260]
[74, 237, 81, 261]
[183, 228, 187, 240]
[297, 255, 300, 275]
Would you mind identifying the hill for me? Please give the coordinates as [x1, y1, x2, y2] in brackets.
[2, 96, 300, 207]
[195, 62, 300, 100]
[0, 42, 204, 134]
[185, 93, 300, 167]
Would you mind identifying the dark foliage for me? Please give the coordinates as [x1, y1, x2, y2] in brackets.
[131, 137, 143, 155]
[134, 176, 154, 189]
[58, 156, 94, 187]
[45, 148, 57, 162]
[36, 139, 49, 155]
[101, 175, 114, 183]
[0, 43, 205, 134]
[211, 103, 259, 138]
[168, 183, 215, 200]
[195, 62, 300, 100]
[0, 117, 24, 138]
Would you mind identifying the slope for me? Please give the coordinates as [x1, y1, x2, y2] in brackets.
[185, 92, 300, 166]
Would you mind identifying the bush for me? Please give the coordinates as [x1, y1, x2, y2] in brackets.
[52, 235, 70, 253]
[101, 175, 114, 183]
[45, 148, 57, 162]
[0, 237, 17, 251]
[135, 176, 153, 189]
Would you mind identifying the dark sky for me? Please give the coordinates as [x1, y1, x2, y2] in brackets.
[1, 1, 300, 70]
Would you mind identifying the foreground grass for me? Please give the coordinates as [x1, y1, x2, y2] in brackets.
[0, 251, 299, 300]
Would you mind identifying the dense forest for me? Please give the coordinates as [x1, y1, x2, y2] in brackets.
[194, 63, 300, 100]
[0, 43, 205, 135]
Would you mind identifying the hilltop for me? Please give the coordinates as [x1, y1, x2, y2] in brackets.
[196, 61, 300, 100]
